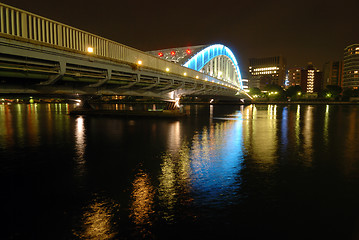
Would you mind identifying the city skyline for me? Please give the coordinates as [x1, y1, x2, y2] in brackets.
[1, 0, 359, 76]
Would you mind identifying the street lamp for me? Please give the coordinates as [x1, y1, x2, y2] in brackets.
[87, 47, 94, 53]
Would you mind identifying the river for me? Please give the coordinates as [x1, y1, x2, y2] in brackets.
[1, 103, 359, 239]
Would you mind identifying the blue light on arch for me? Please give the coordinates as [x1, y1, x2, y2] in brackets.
[182, 44, 243, 89]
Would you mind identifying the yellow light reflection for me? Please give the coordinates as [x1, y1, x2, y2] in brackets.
[130, 170, 154, 236]
[158, 153, 177, 221]
[74, 116, 86, 177]
[242, 104, 277, 164]
[74, 199, 119, 239]
[295, 105, 301, 145]
[26, 103, 40, 147]
[0, 104, 14, 148]
[324, 105, 329, 146]
[167, 121, 181, 153]
[303, 106, 314, 166]
[158, 141, 191, 222]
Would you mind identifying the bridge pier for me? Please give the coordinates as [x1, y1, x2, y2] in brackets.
[88, 69, 112, 88]
[39, 61, 66, 85]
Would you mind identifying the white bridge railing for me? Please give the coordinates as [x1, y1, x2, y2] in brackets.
[0, 3, 239, 90]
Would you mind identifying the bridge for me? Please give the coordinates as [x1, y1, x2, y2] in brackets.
[0, 3, 245, 100]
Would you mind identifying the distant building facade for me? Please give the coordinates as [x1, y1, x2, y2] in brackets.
[323, 61, 343, 87]
[343, 44, 359, 89]
[248, 56, 286, 89]
[241, 78, 249, 90]
[248, 76, 260, 89]
[288, 67, 302, 86]
[301, 63, 323, 93]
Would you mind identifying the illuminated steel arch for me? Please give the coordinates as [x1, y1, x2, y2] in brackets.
[182, 44, 243, 89]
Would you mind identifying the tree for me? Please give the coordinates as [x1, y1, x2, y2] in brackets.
[320, 85, 343, 99]
[285, 85, 302, 98]
[343, 88, 359, 99]
[249, 87, 262, 96]
[263, 84, 285, 99]
[326, 85, 342, 96]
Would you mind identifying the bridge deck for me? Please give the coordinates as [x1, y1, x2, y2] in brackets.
[0, 3, 241, 98]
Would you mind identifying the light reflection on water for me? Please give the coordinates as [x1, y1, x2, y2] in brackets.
[74, 116, 87, 181]
[158, 142, 192, 222]
[303, 105, 314, 166]
[74, 196, 120, 240]
[242, 104, 278, 165]
[190, 117, 244, 207]
[3, 103, 359, 239]
[130, 169, 155, 237]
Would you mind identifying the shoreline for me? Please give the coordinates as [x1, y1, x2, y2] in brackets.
[248, 101, 359, 105]
[181, 101, 359, 105]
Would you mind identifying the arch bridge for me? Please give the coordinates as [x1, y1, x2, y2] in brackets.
[0, 3, 245, 100]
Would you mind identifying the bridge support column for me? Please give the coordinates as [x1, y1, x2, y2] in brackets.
[164, 89, 182, 110]
[39, 61, 65, 85]
[141, 77, 160, 90]
[118, 73, 140, 89]
[88, 69, 112, 88]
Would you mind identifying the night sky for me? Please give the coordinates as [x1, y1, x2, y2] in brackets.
[2, 0, 359, 77]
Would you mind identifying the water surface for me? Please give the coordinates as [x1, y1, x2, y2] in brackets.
[1, 103, 359, 239]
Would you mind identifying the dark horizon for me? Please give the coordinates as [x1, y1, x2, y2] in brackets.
[2, 0, 359, 77]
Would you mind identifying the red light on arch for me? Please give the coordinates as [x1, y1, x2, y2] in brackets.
[170, 51, 176, 56]
[186, 49, 191, 54]
[158, 52, 164, 57]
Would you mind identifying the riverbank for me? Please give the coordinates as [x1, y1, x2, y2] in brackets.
[249, 101, 359, 105]
[181, 100, 359, 105]
[69, 108, 188, 118]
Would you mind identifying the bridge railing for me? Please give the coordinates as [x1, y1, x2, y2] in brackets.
[0, 3, 239, 90]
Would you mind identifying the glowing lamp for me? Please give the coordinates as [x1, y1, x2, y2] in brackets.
[87, 47, 94, 53]
[165, 67, 170, 72]
[158, 52, 164, 57]
[171, 51, 176, 56]
[137, 60, 142, 65]
[186, 49, 191, 54]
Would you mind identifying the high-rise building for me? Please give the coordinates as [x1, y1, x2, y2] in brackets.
[323, 61, 343, 87]
[248, 56, 286, 89]
[288, 67, 302, 86]
[343, 44, 359, 89]
[301, 63, 323, 93]
[241, 79, 249, 90]
[248, 76, 260, 89]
